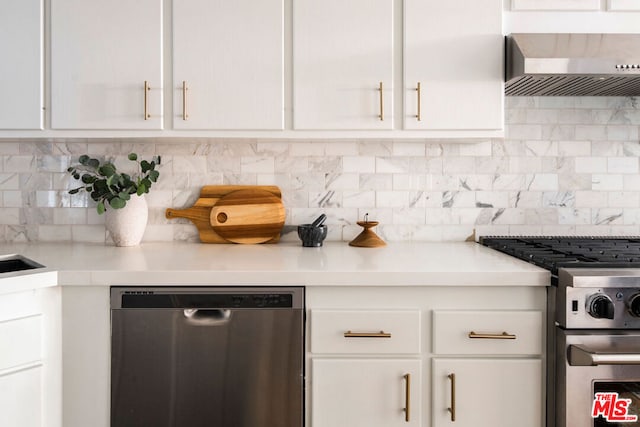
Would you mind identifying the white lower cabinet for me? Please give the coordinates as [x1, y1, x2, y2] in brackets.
[307, 287, 546, 427]
[0, 366, 43, 427]
[312, 359, 421, 427]
[432, 358, 542, 427]
[0, 286, 61, 427]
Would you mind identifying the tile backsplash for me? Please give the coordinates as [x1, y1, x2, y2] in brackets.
[1, 96, 640, 243]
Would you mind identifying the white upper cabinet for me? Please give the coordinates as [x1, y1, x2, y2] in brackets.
[0, 0, 42, 130]
[51, 0, 162, 129]
[293, 0, 394, 130]
[404, 0, 503, 131]
[173, 0, 284, 130]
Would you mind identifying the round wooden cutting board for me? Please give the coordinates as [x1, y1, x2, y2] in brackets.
[209, 189, 286, 244]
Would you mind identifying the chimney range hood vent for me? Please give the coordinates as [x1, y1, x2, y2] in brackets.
[505, 33, 640, 96]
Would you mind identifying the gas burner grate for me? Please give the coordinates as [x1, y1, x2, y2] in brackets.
[479, 236, 640, 274]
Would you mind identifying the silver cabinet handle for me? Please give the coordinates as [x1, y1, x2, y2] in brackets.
[403, 373, 411, 422]
[468, 331, 516, 340]
[448, 373, 456, 422]
[570, 344, 640, 366]
[182, 81, 189, 120]
[378, 81, 384, 121]
[144, 80, 151, 120]
[343, 330, 391, 338]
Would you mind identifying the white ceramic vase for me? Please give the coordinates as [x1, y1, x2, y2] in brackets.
[105, 194, 148, 247]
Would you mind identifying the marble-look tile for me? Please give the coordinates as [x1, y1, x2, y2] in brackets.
[592, 174, 624, 191]
[575, 191, 608, 208]
[575, 157, 607, 173]
[593, 209, 624, 225]
[558, 140, 591, 156]
[343, 156, 375, 173]
[608, 157, 638, 174]
[342, 191, 375, 208]
[542, 191, 575, 208]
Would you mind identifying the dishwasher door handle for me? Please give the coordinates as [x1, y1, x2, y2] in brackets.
[183, 308, 231, 325]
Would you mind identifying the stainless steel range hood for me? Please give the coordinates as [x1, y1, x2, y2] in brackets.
[505, 33, 640, 96]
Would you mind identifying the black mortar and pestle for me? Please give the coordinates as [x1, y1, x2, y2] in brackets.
[297, 214, 328, 247]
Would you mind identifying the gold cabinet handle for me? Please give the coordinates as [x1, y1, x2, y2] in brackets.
[182, 81, 189, 120]
[448, 373, 456, 422]
[468, 331, 516, 340]
[403, 373, 411, 422]
[343, 330, 391, 338]
[144, 81, 151, 120]
[415, 82, 421, 121]
[378, 81, 384, 121]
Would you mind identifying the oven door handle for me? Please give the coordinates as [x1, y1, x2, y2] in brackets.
[569, 344, 640, 366]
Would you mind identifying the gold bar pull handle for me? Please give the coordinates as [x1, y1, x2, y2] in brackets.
[448, 373, 456, 422]
[344, 330, 392, 338]
[378, 81, 384, 121]
[403, 373, 411, 422]
[144, 80, 151, 120]
[468, 331, 516, 340]
[415, 82, 421, 121]
[182, 81, 189, 121]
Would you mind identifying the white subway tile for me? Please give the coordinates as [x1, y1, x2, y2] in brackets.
[53, 208, 87, 225]
[343, 191, 375, 208]
[343, 156, 375, 173]
[71, 225, 106, 243]
[3, 191, 22, 208]
[593, 209, 624, 225]
[592, 174, 624, 191]
[393, 142, 425, 156]
[575, 157, 607, 173]
[575, 191, 608, 208]
[290, 142, 325, 156]
[575, 125, 607, 141]
[609, 192, 640, 208]
[526, 174, 558, 191]
[608, 157, 639, 174]
[0, 208, 19, 225]
[326, 173, 359, 190]
[240, 157, 275, 174]
[558, 140, 591, 156]
[376, 191, 409, 208]
[38, 225, 71, 242]
[173, 156, 207, 174]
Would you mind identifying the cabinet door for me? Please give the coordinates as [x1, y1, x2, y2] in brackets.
[404, 0, 502, 130]
[293, 0, 393, 130]
[173, 0, 283, 130]
[0, 366, 42, 427]
[51, 0, 162, 129]
[312, 359, 421, 427]
[432, 358, 542, 427]
[0, 0, 42, 129]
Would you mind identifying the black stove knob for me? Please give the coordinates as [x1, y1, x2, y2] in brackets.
[629, 294, 640, 317]
[587, 294, 615, 319]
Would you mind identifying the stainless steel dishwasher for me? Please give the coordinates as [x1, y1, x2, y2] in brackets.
[110, 286, 304, 427]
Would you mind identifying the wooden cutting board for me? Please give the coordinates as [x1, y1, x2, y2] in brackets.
[165, 185, 282, 243]
[210, 189, 285, 244]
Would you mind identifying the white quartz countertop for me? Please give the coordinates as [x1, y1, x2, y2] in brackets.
[0, 241, 550, 288]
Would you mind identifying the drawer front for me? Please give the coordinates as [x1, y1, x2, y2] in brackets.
[0, 365, 42, 427]
[0, 315, 42, 371]
[433, 310, 542, 355]
[311, 310, 421, 354]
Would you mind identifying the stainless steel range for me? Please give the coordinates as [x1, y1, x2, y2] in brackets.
[481, 237, 640, 427]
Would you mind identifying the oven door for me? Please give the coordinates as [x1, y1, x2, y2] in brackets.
[557, 330, 640, 427]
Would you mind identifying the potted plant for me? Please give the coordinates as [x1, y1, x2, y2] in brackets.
[67, 153, 161, 246]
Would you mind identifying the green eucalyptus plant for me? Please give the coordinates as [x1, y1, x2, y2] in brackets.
[67, 153, 161, 214]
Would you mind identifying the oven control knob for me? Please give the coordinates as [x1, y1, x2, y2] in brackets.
[587, 294, 615, 319]
[628, 293, 640, 317]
